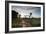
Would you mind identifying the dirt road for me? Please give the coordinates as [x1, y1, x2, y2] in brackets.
[20, 19, 32, 27]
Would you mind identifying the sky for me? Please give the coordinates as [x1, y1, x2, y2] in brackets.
[12, 6, 41, 18]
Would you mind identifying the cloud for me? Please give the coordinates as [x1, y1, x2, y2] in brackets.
[12, 6, 41, 18]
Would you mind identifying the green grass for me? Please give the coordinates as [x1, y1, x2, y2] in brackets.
[12, 17, 41, 28]
[31, 18, 41, 27]
[12, 18, 22, 28]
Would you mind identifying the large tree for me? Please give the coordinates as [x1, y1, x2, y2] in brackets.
[12, 10, 18, 19]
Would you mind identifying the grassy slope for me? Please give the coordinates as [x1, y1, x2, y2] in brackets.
[31, 18, 41, 27]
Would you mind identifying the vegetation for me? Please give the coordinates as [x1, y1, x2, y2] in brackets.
[31, 18, 41, 27]
[12, 17, 41, 28]
[12, 11, 41, 28]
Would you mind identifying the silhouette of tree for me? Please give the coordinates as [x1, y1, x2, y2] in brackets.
[12, 10, 18, 19]
[29, 13, 32, 18]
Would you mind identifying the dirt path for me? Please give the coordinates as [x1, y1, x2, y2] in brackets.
[21, 20, 26, 27]
[20, 19, 32, 27]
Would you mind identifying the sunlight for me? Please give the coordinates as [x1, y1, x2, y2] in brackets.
[21, 14, 24, 18]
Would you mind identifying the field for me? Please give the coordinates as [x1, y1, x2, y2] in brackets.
[12, 17, 41, 28]
[31, 18, 41, 27]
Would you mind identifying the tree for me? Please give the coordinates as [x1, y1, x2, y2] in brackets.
[29, 13, 32, 18]
[12, 10, 18, 19]
[17, 14, 21, 18]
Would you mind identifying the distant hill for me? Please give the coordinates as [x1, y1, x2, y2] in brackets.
[32, 17, 41, 18]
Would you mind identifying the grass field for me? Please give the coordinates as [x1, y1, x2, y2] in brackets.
[12, 17, 41, 28]
[31, 18, 41, 27]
